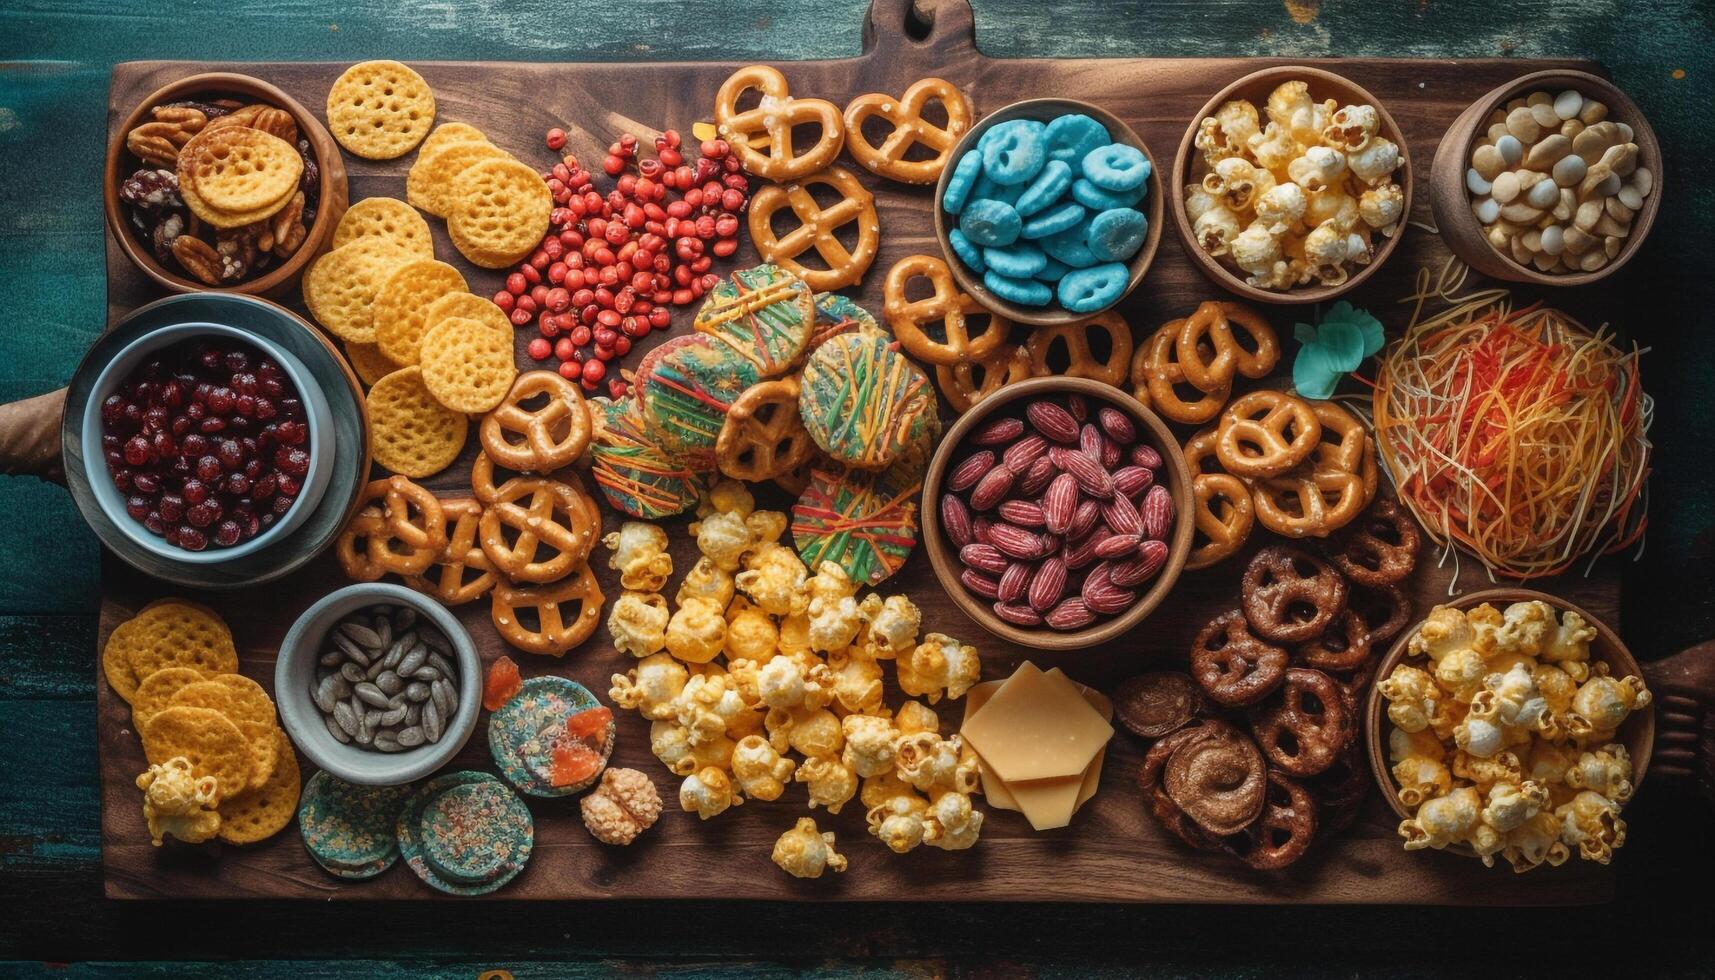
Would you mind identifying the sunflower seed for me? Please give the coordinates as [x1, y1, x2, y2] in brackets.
[406, 681, 431, 702]
[382, 636, 408, 670]
[319, 650, 343, 668]
[364, 707, 382, 728]
[368, 655, 389, 679]
[380, 705, 408, 726]
[428, 653, 455, 680]
[397, 726, 426, 747]
[419, 628, 451, 656]
[397, 646, 426, 678]
[325, 714, 353, 743]
[314, 674, 340, 713]
[339, 662, 364, 684]
[376, 670, 403, 696]
[332, 702, 357, 736]
[332, 632, 369, 667]
[374, 616, 392, 651]
[354, 714, 373, 745]
[406, 703, 422, 725]
[338, 621, 383, 648]
[372, 732, 402, 752]
[413, 666, 440, 682]
[423, 700, 443, 743]
[354, 682, 390, 708]
[431, 678, 455, 716]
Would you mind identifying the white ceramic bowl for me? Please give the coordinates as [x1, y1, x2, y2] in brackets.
[276, 584, 482, 786]
[82, 321, 335, 563]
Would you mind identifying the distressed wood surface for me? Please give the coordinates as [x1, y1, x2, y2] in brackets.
[5, 0, 1715, 972]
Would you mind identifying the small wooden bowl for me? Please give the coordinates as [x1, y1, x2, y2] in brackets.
[932, 98, 1164, 327]
[920, 376, 1194, 650]
[1171, 65, 1413, 306]
[103, 71, 348, 299]
[1364, 588, 1655, 835]
[1429, 69, 1661, 286]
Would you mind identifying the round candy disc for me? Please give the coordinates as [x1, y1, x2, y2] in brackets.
[488, 676, 614, 798]
[792, 466, 920, 587]
[1040, 223, 1101, 268]
[589, 395, 705, 519]
[808, 292, 884, 352]
[1087, 207, 1149, 262]
[984, 270, 1053, 307]
[634, 333, 760, 471]
[299, 769, 411, 880]
[1057, 262, 1131, 313]
[1021, 201, 1086, 241]
[940, 150, 983, 215]
[1014, 159, 1074, 217]
[979, 119, 1048, 186]
[693, 264, 816, 378]
[397, 771, 533, 896]
[983, 242, 1048, 279]
[1081, 142, 1151, 192]
[947, 229, 987, 274]
[958, 198, 1022, 248]
[1045, 114, 1110, 166]
[799, 332, 936, 471]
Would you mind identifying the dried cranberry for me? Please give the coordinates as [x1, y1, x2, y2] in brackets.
[177, 526, 208, 551]
[123, 436, 152, 467]
[180, 433, 208, 457]
[126, 495, 152, 521]
[207, 386, 235, 414]
[132, 472, 161, 495]
[196, 455, 223, 481]
[158, 493, 185, 522]
[214, 520, 242, 547]
[274, 447, 309, 478]
[182, 478, 208, 505]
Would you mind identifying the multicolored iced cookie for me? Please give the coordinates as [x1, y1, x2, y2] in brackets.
[798, 332, 936, 471]
[633, 334, 760, 472]
[693, 264, 816, 377]
[299, 769, 412, 880]
[589, 395, 705, 519]
[807, 292, 885, 353]
[792, 465, 920, 586]
[488, 676, 615, 798]
[397, 770, 533, 896]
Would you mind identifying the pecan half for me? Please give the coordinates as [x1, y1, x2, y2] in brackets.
[150, 105, 207, 135]
[248, 106, 299, 144]
[126, 123, 183, 167]
[171, 235, 222, 285]
[269, 191, 308, 258]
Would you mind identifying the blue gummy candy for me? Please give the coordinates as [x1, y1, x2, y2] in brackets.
[940, 150, 983, 216]
[1087, 208, 1149, 262]
[947, 228, 986, 273]
[1071, 177, 1145, 212]
[1037, 255, 1071, 282]
[1057, 262, 1130, 313]
[983, 241, 1048, 279]
[980, 119, 1048, 187]
[1039, 224, 1101, 269]
[959, 198, 1023, 247]
[1021, 200, 1086, 240]
[970, 172, 1023, 207]
[1081, 143, 1151, 192]
[1044, 114, 1109, 166]
[1013, 160, 1074, 217]
[984, 270, 1054, 307]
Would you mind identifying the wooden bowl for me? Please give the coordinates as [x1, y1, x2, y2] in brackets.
[1171, 65, 1413, 306]
[103, 71, 348, 299]
[932, 98, 1164, 327]
[1429, 69, 1661, 286]
[920, 376, 1194, 650]
[1364, 588, 1655, 833]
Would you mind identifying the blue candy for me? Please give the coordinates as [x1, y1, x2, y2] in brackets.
[980, 119, 1048, 187]
[1039, 223, 1101, 268]
[984, 270, 1054, 307]
[1081, 143, 1151, 192]
[1057, 262, 1130, 313]
[1087, 208, 1149, 262]
[1071, 177, 1145, 212]
[959, 198, 1022, 247]
[1037, 255, 1071, 282]
[1021, 200, 1085, 240]
[1044, 114, 1109, 166]
[941, 150, 983, 216]
[947, 228, 986, 273]
[970, 172, 1023, 207]
[983, 241, 1048, 279]
[1013, 160, 1073, 217]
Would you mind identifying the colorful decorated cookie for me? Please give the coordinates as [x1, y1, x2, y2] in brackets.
[792, 465, 920, 586]
[589, 396, 706, 519]
[488, 676, 615, 798]
[633, 334, 760, 471]
[798, 332, 936, 471]
[298, 769, 411, 880]
[693, 264, 816, 377]
[807, 292, 884, 352]
[397, 770, 533, 896]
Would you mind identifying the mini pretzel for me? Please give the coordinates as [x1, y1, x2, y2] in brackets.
[1175, 301, 1279, 393]
[842, 77, 972, 184]
[490, 561, 605, 657]
[472, 450, 575, 505]
[1131, 322, 1230, 425]
[336, 476, 448, 580]
[1249, 667, 1355, 777]
[1222, 770, 1318, 870]
[1216, 390, 1321, 479]
[1187, 473, 1255, 570]
[1239, 546, 1349, 644]
[935, 344, 1032, 414]
[1295, 582, 1410, 673]
[1250, 401, 1375, 538]
[1324, 497, 1420, 586]
[1024, 312, 1133, 387]
[1190, 609, 1290, 708]
[478, 476, 601, 584]
[747, 166, 879, 291]
[478, 371, 592, 473]
[883, 254, 1013, 367]
[716, 376, 816, 482]
[404, 498, 498, 606]
[713, 65, 844, 182]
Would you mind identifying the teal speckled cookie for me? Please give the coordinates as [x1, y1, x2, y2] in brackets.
[488, 676, 614, 798]
[798, 332, 935, 472]
[693, 263, 816, 377]
[634, 334, 760, 472]
[397, 770, 533, 897]
[298, 769, 412, 880]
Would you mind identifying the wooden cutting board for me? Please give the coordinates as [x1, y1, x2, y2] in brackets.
[98, 0, 1630, 903]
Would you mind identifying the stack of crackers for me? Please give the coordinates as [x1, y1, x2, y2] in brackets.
[103, 599, 300, 845]
[178, 118, 303, 232]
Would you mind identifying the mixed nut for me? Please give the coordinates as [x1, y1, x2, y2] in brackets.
[941, 392, 1174, 631]
[311, 604, 461, 752]
[119, 96, 321, 286]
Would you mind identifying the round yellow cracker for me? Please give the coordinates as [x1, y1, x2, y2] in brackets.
[344, 341, 401, 387]
[178, 156, 296, 230]
[447, 157, 552, 269]
[333, 197, 435, 257]
[420, 122, 489, 158]
[372, 259, 469, 366]
[303, 239, 412, 343]
[142, 706, 252, 803]
[180, 125, 303, 215]
[367, 365, 469, 478]
[131, 666, 209, 731]
[326, 60, 436, 161]
[102, 627, 141, 704]
[406, 139, 512, 218]
[423, 291, 513, 340]
[114, 600, 238, 684]
[419, 315, 518, 414]
[216, 736, 301, 845]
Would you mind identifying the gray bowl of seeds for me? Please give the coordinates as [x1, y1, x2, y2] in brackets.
[276, 583, 482, 785]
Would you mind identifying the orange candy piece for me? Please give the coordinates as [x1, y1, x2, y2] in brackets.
[483, 655, 523, 711]
[549, 738, 603, 788]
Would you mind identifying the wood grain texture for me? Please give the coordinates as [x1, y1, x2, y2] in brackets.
[95, 12, 1628, 904]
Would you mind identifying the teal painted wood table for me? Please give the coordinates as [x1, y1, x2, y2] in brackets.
[3, 0, 1715, 975]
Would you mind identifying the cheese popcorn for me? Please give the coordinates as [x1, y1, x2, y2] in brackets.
[608, 591, 670, 658]
[895, 732, 977, 794]
[698, 478, 754, 519]
[863, 773, 930, 854]
[735, 542, 808, 617]
[1401, 786, 1481, 851]
[604, 522, 673, 592]
[784, 707, 844, 759]
[893, 700, 940, 736]
[795, 755, 858, 813]
[1502, 810, 1571, 873]
[1567, 672, 1651, 739]
[1566, 744, 1634, 803]
[897, 633, 981, 704]
[679, 765, 740, 820]
[732, 734, 796, 801]
[674, 672, 751, 746]
[923, 789, 984, 851]
[693, 511, 755, 571]
[1481, 780, 1549, 834]
[724, 600, 780, 663]
[771, 817, 846, 878]
[758, 653, 832, 712]
[665, 596, 727, 664]
[677, 556, 735, 608]
[136, 756, 221, 847]
[1557, 790, 1626, 864]
[858, 594, 922, 660]
[610, 652, 689, 720]
[827, 647, 885, 715]
[841, 713, 899, 778]
[1379, 664, 1438, 733]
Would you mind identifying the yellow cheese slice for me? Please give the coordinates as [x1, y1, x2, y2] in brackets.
[963, 671, 1114, 829]
[960, 661, 1114, 783]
